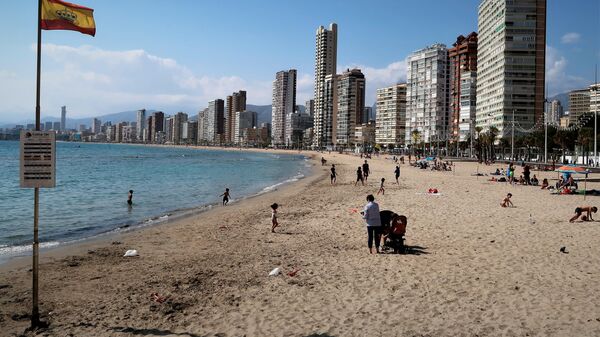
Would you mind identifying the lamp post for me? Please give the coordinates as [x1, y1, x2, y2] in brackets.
[544, 99, 548, 164]
[511, 109, 515, 161]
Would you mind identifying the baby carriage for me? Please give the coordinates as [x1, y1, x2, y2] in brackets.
[379, 210, 407, 253]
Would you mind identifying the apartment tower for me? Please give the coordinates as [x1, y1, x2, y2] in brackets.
[376, 84, 407, 146]
[225, 91, 246, 143]
[313, 23, 338, 148]
[136, 109, 146, 141]
[335, 68, 366, 146]
[405, 44, 450, 144]
[60, 106, 66, 131]
[449, 33, 478, 142]
[207, 99, 225, 143]
[271, 69, 297, 146]
[568, 89, 590, 126]
[476, 0, 546, 135]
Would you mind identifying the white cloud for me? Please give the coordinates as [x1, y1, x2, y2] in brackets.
[561, 32, 581, 44]
[0, 44, 275, 122]
[343, 60, 408, 105]
[546, 45, 588, 95]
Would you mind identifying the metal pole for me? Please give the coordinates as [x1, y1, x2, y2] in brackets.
[545, 102, 548, 164]
[32, 0, 42, 329]
[511, 109, 515, 161]
[594, 64, 598, 167]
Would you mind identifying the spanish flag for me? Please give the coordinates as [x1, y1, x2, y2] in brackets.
[41, 0, 95, 36]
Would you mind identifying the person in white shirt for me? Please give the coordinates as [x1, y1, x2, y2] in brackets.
[361, 194, 382, 254]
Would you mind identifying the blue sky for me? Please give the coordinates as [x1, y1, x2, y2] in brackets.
[0, 0, 598, 123]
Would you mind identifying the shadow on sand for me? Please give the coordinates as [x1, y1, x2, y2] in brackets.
[109, 327, 202, 337]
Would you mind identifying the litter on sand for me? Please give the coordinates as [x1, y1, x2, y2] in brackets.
[123, 249, 138, 257]
[269, 267, 281, 276]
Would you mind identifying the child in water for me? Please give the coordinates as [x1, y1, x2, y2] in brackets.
[377, 178, 385, 195]
[500, 193, 513, 207]
[220, 188, 230, 206]
[271, 203, 279, 233]
[127, 190, 133, 206]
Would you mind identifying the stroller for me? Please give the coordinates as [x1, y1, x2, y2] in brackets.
[379, 210, 407, 253]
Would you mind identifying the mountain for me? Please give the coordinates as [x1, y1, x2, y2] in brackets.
[548, 92, 569, 112]
[247, 104, 273, 124]
[1, 110, 156, 129]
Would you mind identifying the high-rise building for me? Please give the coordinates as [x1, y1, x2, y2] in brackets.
[355, 122, 376, 147]
[362, 107, 373, 124]
[476, 0, 546, 136]
[182, 120, 198, 144]
[458, 71, 477, 142]
[52, 122, 60, 130]
[136, 109, 146, 141]
[45, 121, 53, 131]
[568, 89, 590, 126]
[449, 32, 478, 142]
[225, 91, 247, 143]
[146, 116, 154, 142]
[206, 99, 225, 143]
[305, 99, 315, 117]
[376, 84, 407, 146]
[335, 68, 366, 146]
[271, 69, 297, 146]
[91, 118, 101, 134]
[405, 44, 450, 144]
[285, 111, 313, 147]
[197, 109, 208, 144]
[61, 106, 66, 131]
[165, 117, 174, 143]
[234, 110, 258, 144]
[172, 112, 188, 145]
[313, 23, 338, 148]
[151, 111, 164, 143]
[323, 74, 340, 146]
[548, 99, 564, 125]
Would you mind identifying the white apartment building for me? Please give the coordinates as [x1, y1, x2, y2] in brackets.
[459, 71, 477, 142]
[476, 0, 546, 136]
[375, 84, 406, 146]
[234, 110, 257, 144]
[405, 43, 449, 144]
[313, 23, 337, 148]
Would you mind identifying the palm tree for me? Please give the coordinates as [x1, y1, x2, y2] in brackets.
[488, 126, 499, 161]
[411, 130, 421, 155]
[474, 126, 483, 161]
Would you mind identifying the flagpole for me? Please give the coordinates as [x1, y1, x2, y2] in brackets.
[32, 0, 42, 329]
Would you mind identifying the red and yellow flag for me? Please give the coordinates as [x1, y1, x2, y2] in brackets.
[41, 0, 95, 36]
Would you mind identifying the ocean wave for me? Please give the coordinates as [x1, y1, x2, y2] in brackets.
[0, 241, 60, 256]
[260, 173, 305, 193]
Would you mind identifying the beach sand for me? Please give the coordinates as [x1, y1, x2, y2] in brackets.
[2, 151, 600, 337]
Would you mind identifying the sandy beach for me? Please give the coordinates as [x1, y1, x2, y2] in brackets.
[2, 150, 600, 337]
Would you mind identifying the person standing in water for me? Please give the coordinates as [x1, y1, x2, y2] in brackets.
[127, 190, 133, 206]
[220, 188, 231, 206]
[394, 165, 400, 185]
[362, 160, 370, 182]
[330, 164, 337, 185]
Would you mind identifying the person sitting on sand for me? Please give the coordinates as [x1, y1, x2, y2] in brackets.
[501, 193, 514, 207]
[531, 175, 539, 186]
[492, 168, 501, 175]
[355, 167, 364, 186]
[569, 206, 597, 222]
[377, 178, 385, 195]
[270, 203, 279, 232]
[518, 175, 525, 185]
[541, 178, 549, 189]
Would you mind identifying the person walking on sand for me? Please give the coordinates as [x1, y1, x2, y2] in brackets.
[360, 194, 382, 254]
[321, 157, 326, 166]
[394, 165, 400, 185]
[355, 167, 364, 186]
[377, 178, 386, 195]
[500, 193, 513, 207]
[270, 203, 279, 232]
[362, 160, 370, 182]
[569, 206, 597, 222]
[330, 164, 337, 185]
[127, 190, 134, 206]
[220, 188, 231, 206]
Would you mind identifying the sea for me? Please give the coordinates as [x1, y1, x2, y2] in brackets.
[0, 141, 310, 261]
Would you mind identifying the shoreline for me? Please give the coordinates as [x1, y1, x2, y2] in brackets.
[0, 147, 318, 271]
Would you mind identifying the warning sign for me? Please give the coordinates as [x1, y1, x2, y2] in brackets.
[20, 131, 56, 188]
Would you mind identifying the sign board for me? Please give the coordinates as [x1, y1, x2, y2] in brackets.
[20, 130, 56, 188]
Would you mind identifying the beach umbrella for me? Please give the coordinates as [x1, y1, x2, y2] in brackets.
[556, 165, 591, 199]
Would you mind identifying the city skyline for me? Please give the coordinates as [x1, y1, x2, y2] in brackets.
[0, 0, 598, 123]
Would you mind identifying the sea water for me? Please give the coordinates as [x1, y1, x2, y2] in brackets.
[0, 141, 310, 260]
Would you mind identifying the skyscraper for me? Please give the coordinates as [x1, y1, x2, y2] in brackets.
[151, 111, 164, 143]
[335, 68, 365, 146]
[376, 84, 407, 146]
[548, 99, 564, 125]
[405, 44, 450, 144]
[136, 109, 146, 141]
[305, 99, 315, 117]
[61, 106, 66, 131]
[476, 0, 546, 135]
[234, 110, 258, 144]
[449, 32, 477, 143]
[271, 69, 297, 146]
[172, 112, 188, 145]
[225, 91, 246, 143]
[568, 89, 590, 126]
[91, 118, 101, 134]
[207, 99, 225, 143]
[313, 23, 338, 148]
